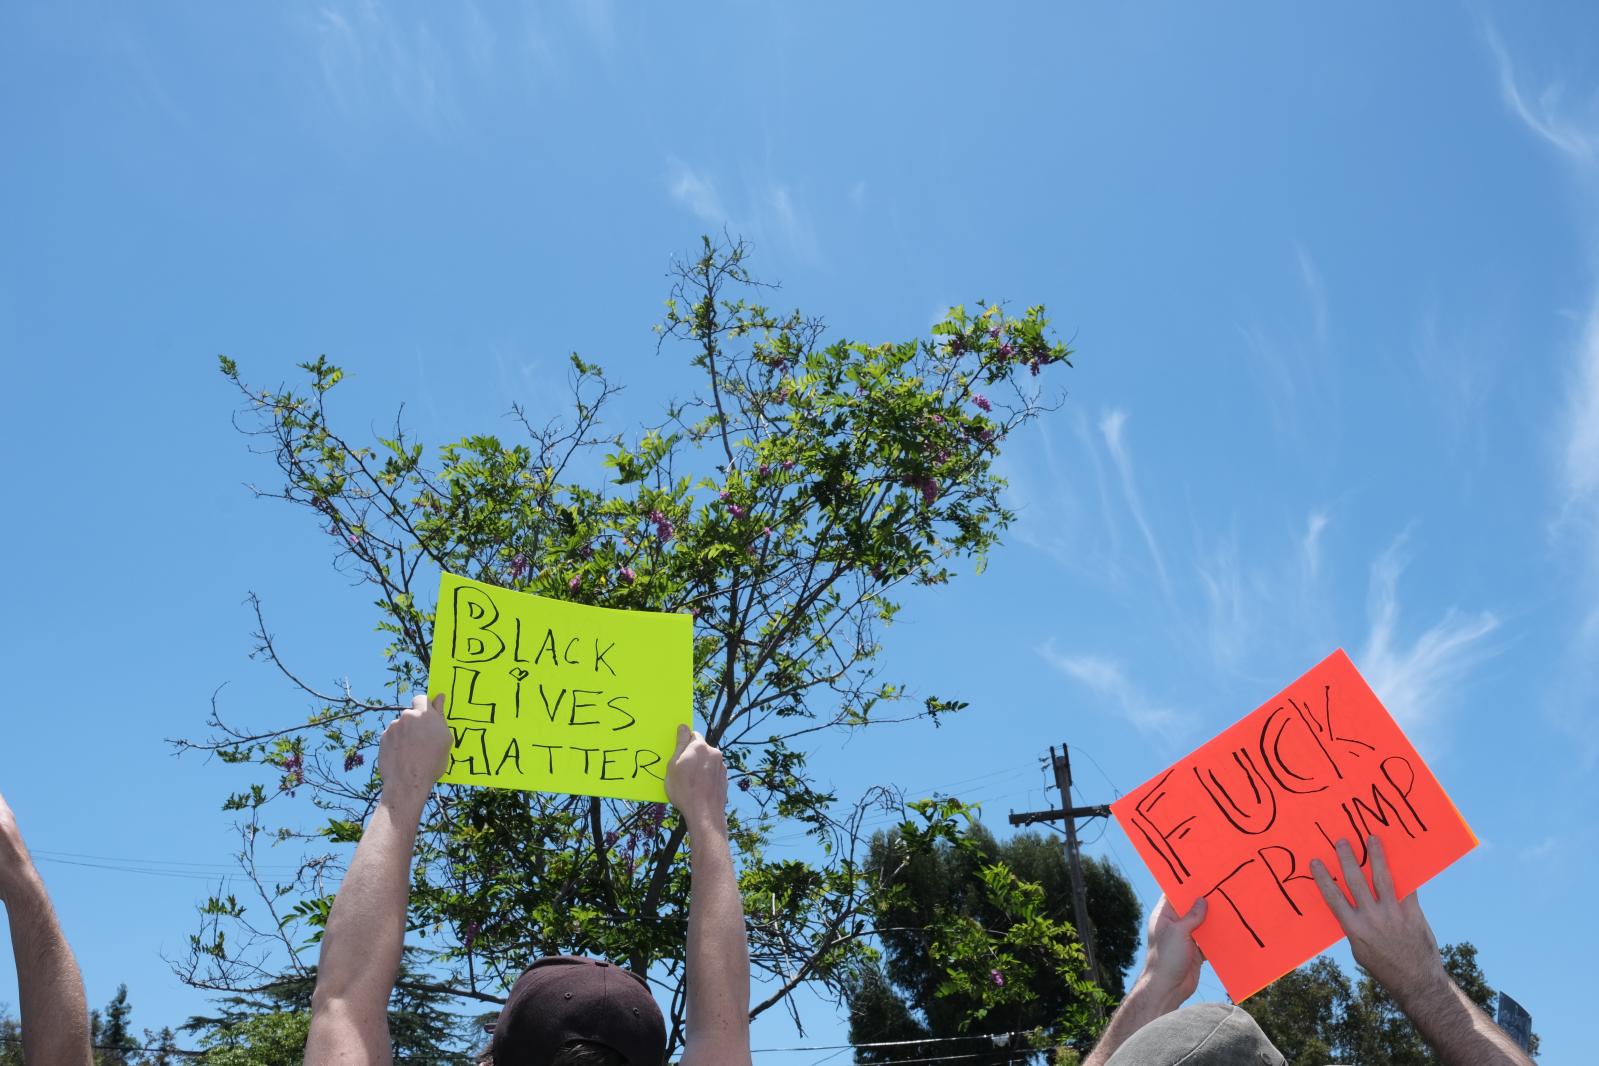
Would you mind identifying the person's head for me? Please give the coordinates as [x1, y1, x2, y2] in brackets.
[1104, 1004, 1285, 1066]
[485, 956, 667, 1066]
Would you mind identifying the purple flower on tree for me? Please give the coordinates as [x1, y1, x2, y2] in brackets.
[972, 393, 992, 412]
[990, 968, 1005, 988]
[568, 575, 581, 591]
[758, 463, 771, 477]
[619, 566, 636, 584]
[508, 553, 528, 580]
[343, 751, 364, 772]
[729, 504, 745, 518]
[782, 458, 795, 470]
[998, 343, 1014, 359]
[648, 510, 675, 543]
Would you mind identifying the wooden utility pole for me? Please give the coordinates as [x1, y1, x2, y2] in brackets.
[1008, 743, 1109, 991]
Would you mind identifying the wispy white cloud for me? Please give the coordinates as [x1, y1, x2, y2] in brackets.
[1038, 644, 1193, 737]
[1302, 510, 1329, 581]
[1195, 532, 1247, 671]
[1099, 409, 1172, 600]
[1239, 245, 1339, 445]
[1559, 299, 1599, 538]
[1000, 413, 1124, 583]
[663, 160, 820, 262]
[666, 159, 729, 229]
[766, 184, 818, 260]
[1358, 536, 1499, 733]
[311, 2, 460, 133]
[1484, 26, 1599, 164]
[1294, 243, 1328, 347]
[1486, 26, 1599, 762]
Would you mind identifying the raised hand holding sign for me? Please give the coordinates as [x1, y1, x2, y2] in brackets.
[1110, 650, 1476, 1001]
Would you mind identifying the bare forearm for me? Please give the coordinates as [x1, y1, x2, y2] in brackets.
[680, 815, 750, 1066]
[5, 873, 92, 1066]
[1083, 976, 1182, 1066]
[312, 795, 423, 1013]
[1394, 971, 1534, 1066]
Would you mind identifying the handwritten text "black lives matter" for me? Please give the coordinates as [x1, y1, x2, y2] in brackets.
[441, 585, 665, 785]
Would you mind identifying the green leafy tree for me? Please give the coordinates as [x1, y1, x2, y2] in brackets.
[0, 1007, 22, 1066]
[137, 1028, 184, 1066]
[183, 958, 473, 1064]
[1, 993, 187, 1066]
[1245, 943, 1539, 1063]
[91, 985, 141, 1066]
[176, 237, 1077, 1054]
[850, 812, 1138, 1064]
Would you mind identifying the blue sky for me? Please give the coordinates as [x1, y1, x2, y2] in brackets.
[3, 1, 1597, 1060]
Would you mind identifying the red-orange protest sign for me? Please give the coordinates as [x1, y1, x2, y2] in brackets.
[1109, 650, 1476, 1002]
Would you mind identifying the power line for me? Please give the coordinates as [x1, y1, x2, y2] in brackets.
[30, 857, 241, 884]
[30, 848, 300, 873]
[754, 1030, 1043, 1053]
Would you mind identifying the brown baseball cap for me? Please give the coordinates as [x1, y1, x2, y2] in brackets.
[490, 956, 667, 1066]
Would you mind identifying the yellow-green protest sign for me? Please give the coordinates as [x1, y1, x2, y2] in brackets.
[426, 572, 692, 802]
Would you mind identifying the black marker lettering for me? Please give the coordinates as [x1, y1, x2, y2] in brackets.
[1194, 749, 1278, 835]
[599, 748, 626, 781]
[448, 666, 497, 724]
[1379, 756, 1428, 833]
[529, 743, 560, 774]
[607, 696, 635, 731]
[1259, 704, 1333, 795]
[593, 639, 616, 675]
[1206, 860, 1266, 948]
[494, 738, 523, 776]
[1131, 772, 1195, 885]
[448, 726, 492, 777]
[569, 690, 602, 727]
[451, 586, 505, 662]
[632, 749, 664, 780]
[537, 685, 567, 724]
[1256, 845, 1313, 917]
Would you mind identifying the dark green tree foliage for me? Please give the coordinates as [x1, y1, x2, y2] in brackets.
[0, 1008, 21, 1066]
[92, 985, 141, 1066]
[183, 958, 474, 1064]
[1, 991, 186, 1066]
[179, 238, 1076, 1054]
[1245, 943, 1539, 1063]
[850, 816, 1140, 1063]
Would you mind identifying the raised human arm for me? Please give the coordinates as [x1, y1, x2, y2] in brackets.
[0, 791, 93, 1066]
[1311, 835, 1533, 1066]
[305, 695, 450, 1066]
[1082, 895, 1206, 1066]
[666, 726, 751, 1066]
